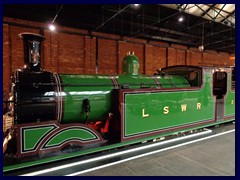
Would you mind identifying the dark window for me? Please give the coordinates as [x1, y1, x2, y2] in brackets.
[213, 72, 227, 99]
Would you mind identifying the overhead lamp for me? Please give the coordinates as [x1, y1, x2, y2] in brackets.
[131, 4, 141, 9]
[49, 24, 56, 31]
[199, 23, 205, 52]
[178, 16, 184, 22]
[48, 4, 63, 32]
[198, 45, 204, 52]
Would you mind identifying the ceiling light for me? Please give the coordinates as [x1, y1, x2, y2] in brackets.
[47, 4, 63, 31]
[199, 45, 204, 52]
[49, 24, 56, 31]
[178, 16, 184, 22]
[131, 4, 141, 9]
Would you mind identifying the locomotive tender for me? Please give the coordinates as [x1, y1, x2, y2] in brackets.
[3, 33, 235, 171]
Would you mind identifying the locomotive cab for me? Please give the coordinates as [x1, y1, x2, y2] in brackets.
[159, 65, 235, 122]
[212, 67, 235, 121]
[160, 66, 203, 87]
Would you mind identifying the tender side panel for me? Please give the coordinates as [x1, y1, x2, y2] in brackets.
[120, 71, 215, 141]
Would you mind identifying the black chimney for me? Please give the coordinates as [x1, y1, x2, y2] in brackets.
[19, 32, 45, 72]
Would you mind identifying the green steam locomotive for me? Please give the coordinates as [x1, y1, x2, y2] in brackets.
[3, 33, 235, 171]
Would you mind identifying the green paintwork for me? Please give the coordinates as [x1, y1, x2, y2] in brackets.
[59, 55, 190, 124]
[154, 76, 175, 88]
[168, 75, 191, 88]
[122, 54, 140, 76]
[117, 75, 156, 89]
[23, 126, 55, 151]
[60, 74, 113, 123]
[45, 128, 97, 147]
[124, 70, 214, 137]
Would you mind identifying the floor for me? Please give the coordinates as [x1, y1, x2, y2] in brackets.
[81, 125, 235, 176]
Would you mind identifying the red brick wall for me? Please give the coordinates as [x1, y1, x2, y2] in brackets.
[145, 45, 166, 75]
[3, 17, 235, 100]
[186, 48, 202, 66]
[3, 24, 11, 98]
[98, 38, 118, 74]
